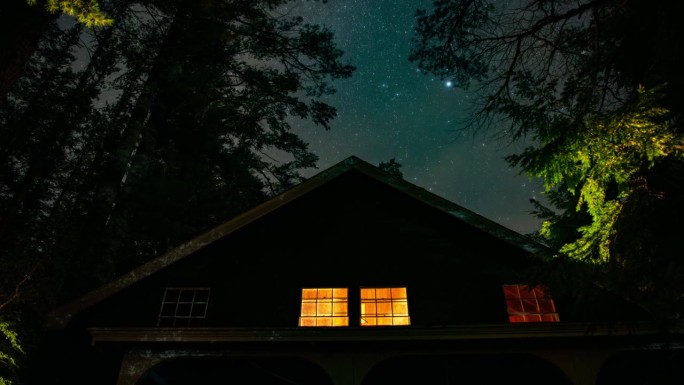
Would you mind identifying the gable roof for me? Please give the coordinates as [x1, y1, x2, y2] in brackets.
[48, 156, 544, 328]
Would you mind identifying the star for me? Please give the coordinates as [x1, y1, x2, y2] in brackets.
[288, 0, 544, 235]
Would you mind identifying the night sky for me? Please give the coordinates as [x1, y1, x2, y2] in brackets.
[285, 0, 546, 235]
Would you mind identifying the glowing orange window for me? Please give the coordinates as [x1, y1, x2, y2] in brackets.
[360, 287, 410, 326]
[503, 284, 560, 323]
[299, 288, 349, 327]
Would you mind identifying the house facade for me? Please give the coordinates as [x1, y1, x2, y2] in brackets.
[47, 156, 683, 385]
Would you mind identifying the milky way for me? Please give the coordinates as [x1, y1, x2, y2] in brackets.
[286, 0, 546, 235]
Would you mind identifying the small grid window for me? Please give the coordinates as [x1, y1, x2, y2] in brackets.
[503, 284, 559, 323]
[299, 288, 349, 327]
[157, 287, 210, 327]
[360, 287, 410, 326]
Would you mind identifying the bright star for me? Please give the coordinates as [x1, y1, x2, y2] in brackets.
[445, 80, 453, 88]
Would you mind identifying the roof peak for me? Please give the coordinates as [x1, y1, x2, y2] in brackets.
[47, 155, 544, 328]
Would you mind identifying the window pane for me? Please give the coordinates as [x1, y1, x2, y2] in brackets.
[299, 287, 348, 327]
[317, 318, 332, 326]
[333, 302, 347, 316]
[506, 299, 524, 314]
[509, 315, 527, 323]
[522, 299, 540, 312]
[191, 303, 207, 317]
[299, 317, 316, 326]
[301, 302, 316, 316]
[361, 302, 376, 316]
[157, 288, 211, 327]
[517, 285, 545, 299]
[531, 286, 546, 298]
[332, 317, 349, 326]
[502, 284, 559, 323]
[317, 302, 332, 316]
[391, 287, 407, 299]
[179, 290, 195, 302]
[360, 287, 410, 327]
[302, 288, 318, 299]
[318, 288, 333, 299]
[376, 302, 392, 315]
[360, 288, 375, 299]
[537, 299, 556, 313]
[392, 302, 408, 316]
[176, 303, 192, 317]
[375, 288, 391, 299]
[164, 289, 181, 302]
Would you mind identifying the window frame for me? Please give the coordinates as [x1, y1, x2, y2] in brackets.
[299, 287, 349, 327]
[157, 287, 211, 327]
[359, 287, 411, 326]
[502, 284, 560, 323]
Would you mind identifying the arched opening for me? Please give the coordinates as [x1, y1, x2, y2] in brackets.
[361, 353, 571, 385]
[597, 348, 684, 385]
[137, 356, 334, 385]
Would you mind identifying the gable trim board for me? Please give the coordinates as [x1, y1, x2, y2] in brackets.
[48, 156, 545, 329]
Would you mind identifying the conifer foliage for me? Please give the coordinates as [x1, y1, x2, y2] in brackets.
[27, 0, 113, 27]
[411, 0, 684, 319]
[0, 1, 352, 381]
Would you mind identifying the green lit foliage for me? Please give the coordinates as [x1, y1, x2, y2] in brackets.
[0, 321, 23, 385]
[411, 0, 684, 317]
[530, 87, 683, 263]
[27, 0, 112, 27]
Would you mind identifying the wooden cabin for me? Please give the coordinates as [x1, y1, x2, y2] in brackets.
[47, 156, 683, 384]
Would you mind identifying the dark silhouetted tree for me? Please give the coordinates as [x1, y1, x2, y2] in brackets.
[0, 0, 112, 107]
[0, 2, 352, 381]
[379, 158, 403, 179]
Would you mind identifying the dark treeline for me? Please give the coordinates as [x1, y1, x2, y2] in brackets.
[0, 1, 352, 378]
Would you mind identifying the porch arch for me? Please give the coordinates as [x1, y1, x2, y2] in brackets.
[596, 348, 684, 385]
[361, 353, 572, 385]
[137, 356, 334, 385]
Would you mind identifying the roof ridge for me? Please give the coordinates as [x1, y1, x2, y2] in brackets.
[47, 156, 544, 328]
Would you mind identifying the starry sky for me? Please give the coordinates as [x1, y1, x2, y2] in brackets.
[285, 0, 547, 235]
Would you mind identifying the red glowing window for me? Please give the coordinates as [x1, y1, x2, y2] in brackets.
[503, 284, 559, 323]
